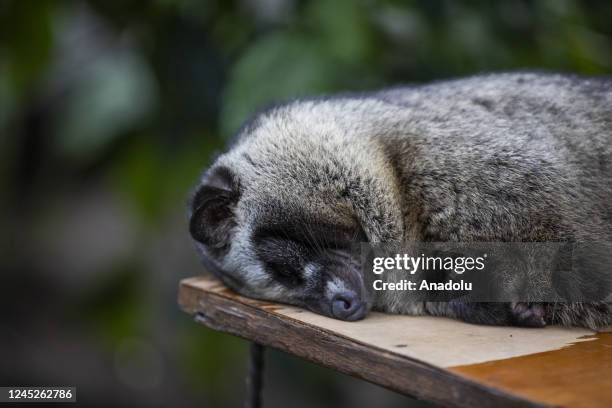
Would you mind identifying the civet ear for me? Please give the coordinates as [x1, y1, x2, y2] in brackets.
[189, 166, 240, 255]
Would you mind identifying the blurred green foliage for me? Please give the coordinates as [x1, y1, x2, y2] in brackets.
[2, 0, 612, 407]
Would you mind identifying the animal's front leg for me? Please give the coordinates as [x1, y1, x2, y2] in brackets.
[425, 301, 547, 327]
[510, 302, 546, 327]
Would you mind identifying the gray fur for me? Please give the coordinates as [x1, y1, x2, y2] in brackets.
[189, 72, 612, 329]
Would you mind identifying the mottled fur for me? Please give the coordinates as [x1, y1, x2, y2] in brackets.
[189, 73, 612, 329]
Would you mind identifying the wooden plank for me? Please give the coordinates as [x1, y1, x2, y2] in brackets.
[178, 275, 611, 408]
[451, 334, 612, 408]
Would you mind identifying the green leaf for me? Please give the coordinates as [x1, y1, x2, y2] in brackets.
[55, 51, 158, 159]
[220, 32, 337, 137]
[305, 0, 374, 64]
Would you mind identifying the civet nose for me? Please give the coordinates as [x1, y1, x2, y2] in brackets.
[331, 291, 366, 321]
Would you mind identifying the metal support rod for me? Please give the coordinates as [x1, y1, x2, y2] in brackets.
[244, 342, 265, 408]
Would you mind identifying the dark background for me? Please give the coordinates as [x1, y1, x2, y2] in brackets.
[1, 1, 612, 407]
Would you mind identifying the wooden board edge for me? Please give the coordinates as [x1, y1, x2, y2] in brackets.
[178, 278, 548, 408]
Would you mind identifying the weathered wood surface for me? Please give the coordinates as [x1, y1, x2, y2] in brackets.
[178, 275, 612, 408]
